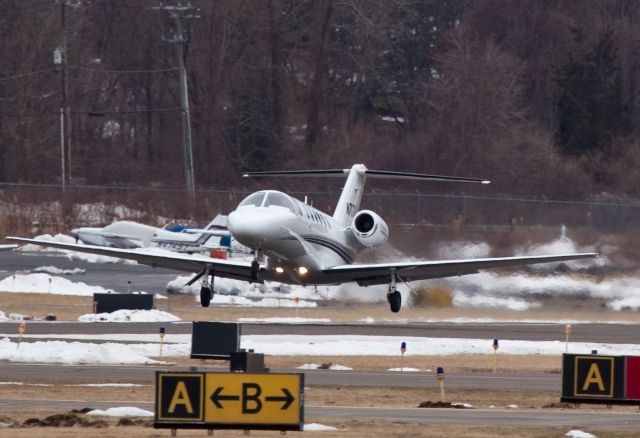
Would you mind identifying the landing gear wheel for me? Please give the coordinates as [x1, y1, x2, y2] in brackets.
[387, 291, 401, 313]
[200, 286, 213, 307]
[251, 260, 260, 281]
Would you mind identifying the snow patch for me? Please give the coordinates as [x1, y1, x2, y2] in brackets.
[79, 309, 180, 322]
[32, 266, 86, 275]
[304, 423, 338, 431]
[566, 430, 597, 438]
[387, 367, 420, 372]
[87, 407, 153, 417]
[0, 337, 164, 365]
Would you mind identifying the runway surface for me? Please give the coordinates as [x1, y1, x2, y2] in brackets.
[1, 320, 640, 344]
[2, 399, 639, 428]
[0, 363, 560, 390]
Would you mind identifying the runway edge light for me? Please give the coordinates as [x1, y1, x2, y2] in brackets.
[437, 367, 445, 402]
[492, 339, 499, 373]
[159, 326, 166, 357]
[400, 342, 406, 372]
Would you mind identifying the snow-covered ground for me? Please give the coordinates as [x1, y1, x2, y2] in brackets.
[0, 273, 110, 295]
[3, 334, 640, 365]
[79, 309, 180, 322]
[31, 266, 86, 275]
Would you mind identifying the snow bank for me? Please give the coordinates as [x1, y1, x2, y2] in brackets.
[0, 338, 164, 365]
[32, 266, 86, 275]
[87, 407, 153, 417]
[79, 309, 180, 322]
[241, 335, 640, 357]
[0, 273, 109, 296]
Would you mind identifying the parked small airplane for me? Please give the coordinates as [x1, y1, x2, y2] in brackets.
[8, 164, 597, 312]
[71, 215, 233, 254]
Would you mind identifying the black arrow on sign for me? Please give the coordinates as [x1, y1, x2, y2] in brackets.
[210, 387, 240, 408]
[265, 388, 295, 410]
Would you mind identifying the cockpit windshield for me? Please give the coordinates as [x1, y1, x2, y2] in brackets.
[264, 191, 295, 210]
[238, 191, 266, 207]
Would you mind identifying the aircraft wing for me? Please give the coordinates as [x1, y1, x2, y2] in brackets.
[321, 253, 598, 286]
[7, 237, 261, 283]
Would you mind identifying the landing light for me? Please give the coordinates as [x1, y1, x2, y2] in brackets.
[298, 266, 308, 276]
[275, 266, 284, 274]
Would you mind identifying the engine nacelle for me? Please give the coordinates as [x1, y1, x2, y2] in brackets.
[351, 210, 389, 248]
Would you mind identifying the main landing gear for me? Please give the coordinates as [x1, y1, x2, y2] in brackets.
[387, 270, 401, 313]
[200, 265, 214, 307]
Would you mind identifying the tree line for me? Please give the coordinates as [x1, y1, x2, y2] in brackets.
[2, 0, 640, 201]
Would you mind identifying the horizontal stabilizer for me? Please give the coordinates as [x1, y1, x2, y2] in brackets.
[243, 168, 490, 184]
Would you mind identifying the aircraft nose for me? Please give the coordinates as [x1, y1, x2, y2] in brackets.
[228, 208, 292, 248]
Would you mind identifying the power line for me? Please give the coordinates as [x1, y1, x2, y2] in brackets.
[0, 68, 61, 82]
[0, 65, 178, 82]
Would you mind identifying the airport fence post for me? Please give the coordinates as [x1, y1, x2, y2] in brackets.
[159, 326, 166, 357]
[492, 339, 499, 373]
[400, 342, 406, 372]
[437, 367, 445, 402]
[17, 321, 26, 350]
[564, 324, 572, 353]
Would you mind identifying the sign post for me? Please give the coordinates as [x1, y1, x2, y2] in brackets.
[159, 327, 166, 357]
[564, 324, 572, 352]
[17, 321, 26, 350]
[437, 367, 445, 402]
[493, 339, 499, 373]
[400, 342, 406, 372]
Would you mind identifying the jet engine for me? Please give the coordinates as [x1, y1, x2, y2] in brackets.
[351, 210, 389, 248]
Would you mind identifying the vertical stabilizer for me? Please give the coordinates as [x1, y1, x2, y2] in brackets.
[333, 164, 367, 227]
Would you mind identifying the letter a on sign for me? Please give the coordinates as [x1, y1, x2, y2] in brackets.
[169, 381, 194, 414]
[582, 363, 605, 392]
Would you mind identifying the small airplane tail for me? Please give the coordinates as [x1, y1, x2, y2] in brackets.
[242, 164, 490, 227]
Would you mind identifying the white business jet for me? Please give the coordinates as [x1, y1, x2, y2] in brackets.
[8, 164, 596, 312]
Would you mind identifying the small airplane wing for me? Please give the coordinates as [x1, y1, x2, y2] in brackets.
[7, 237, 261, 283]
[322, 253, 598, 286]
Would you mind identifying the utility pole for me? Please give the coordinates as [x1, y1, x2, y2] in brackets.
[153, 4, 198, 195]
[55, 0, 70, 191]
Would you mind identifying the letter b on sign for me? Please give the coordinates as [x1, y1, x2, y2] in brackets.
[242, 383, 263, 414]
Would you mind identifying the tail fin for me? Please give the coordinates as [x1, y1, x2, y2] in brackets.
[242, 164, 490, 227]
